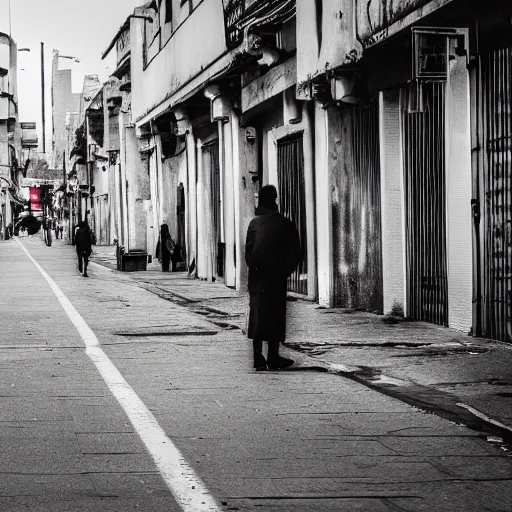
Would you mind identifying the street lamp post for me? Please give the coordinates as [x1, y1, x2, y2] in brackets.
[41, 43, 45, 154]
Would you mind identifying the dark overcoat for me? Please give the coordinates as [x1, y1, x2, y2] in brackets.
[245, 207, 301, 343]
[75, 228, 92, 256]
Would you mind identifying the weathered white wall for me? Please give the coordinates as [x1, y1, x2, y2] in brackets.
[315, 105, 333, 307]
[125, 126, 150, 251]
[379, 89, 406, 315]
[131, 0, 227, 123]
[445, 38, 472, 333]
[233, 113, 259, 293]
[296, 0, 361, 94]
[222, 120, 236, 288]
[119, 114, 130, 249]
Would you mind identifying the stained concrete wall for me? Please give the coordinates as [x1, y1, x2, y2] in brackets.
[125, 126, 151, 251]
[379, 89, 406, 315]
[445, 39, 472, 333]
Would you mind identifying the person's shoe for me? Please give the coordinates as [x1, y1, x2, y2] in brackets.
[267, 355, 294, 370]
[83, 272, 88, 277]
[253, 352, 267, 371]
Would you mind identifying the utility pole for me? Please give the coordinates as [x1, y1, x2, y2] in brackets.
[41, 42, 46, 154]
[8, 0, 11, 37]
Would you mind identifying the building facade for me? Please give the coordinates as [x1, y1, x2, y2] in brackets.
[88, 0, 510, 344]
[0, 32, 36, 239]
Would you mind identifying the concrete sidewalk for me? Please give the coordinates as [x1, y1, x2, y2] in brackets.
[91, 248, 512, 446]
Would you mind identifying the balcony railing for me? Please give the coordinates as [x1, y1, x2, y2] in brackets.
[116, 28, 131, 65]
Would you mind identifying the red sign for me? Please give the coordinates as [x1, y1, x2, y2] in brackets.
[29, 187, 42, 211]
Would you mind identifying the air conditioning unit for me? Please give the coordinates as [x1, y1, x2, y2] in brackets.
[411, 27, 465, 81]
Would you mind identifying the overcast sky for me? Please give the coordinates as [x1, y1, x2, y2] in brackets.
[3, 0, 144, 157]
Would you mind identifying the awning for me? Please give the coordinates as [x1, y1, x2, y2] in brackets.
[135, 50, 236, 128]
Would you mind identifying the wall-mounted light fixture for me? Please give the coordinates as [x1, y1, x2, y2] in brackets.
[204, 85, 232, 122]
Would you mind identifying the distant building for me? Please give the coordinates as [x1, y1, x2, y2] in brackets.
[51, 50, 81, 171]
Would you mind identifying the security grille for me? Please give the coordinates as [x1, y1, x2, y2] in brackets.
[402, 82, 449, 326]
[480, 47, 512, 343]
[203, 141, 225, 279]
[277, 135, 307, 295]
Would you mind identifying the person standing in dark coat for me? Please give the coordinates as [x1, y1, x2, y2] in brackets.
[75, 221, 93, 277]
[156, 224, 175, 272]
[245, 185, 302, 370]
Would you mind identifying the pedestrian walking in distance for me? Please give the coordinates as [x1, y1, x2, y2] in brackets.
[156, 223, 176, 272]
[245, 184, 302, 370]
[75, 221, 92, 277]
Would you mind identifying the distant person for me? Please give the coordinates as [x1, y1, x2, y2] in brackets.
[245, 185, 301, 371]
[156, 223, 176, 272]
[54, 218, 62, 239]
[4, 222, 13, 240]
[75, 221, 92, 277]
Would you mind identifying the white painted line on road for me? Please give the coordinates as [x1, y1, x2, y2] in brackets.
[16, 239, 221, 512]
[456, 403, 512, 433]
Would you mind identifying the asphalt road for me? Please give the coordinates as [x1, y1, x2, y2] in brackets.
[1, 236, 511, 512]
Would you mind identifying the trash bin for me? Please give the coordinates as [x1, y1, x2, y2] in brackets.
[121, 250, 148, 272]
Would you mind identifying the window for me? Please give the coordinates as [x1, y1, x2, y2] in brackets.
[143, 1, 161, 66]
[165, 0, 172, 23]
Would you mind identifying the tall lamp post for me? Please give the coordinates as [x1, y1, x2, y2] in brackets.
[41, 43, 45, 154]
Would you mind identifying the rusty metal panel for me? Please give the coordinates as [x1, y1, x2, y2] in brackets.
[332, 102, 383, 312]
[277, 135, 308, 295]
[480, 47, 512, 343]
[402, 82, 448, 326]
